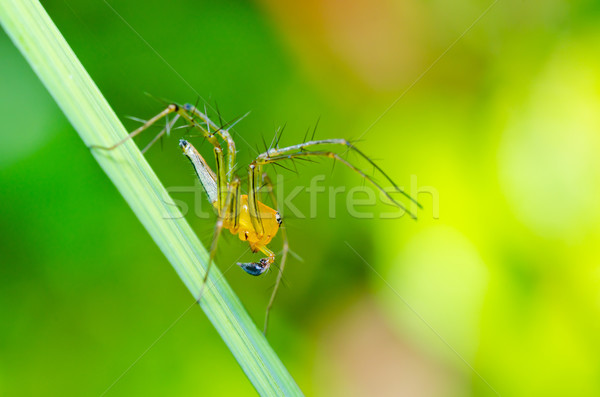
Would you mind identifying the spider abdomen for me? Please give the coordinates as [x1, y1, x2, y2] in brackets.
[224, 195, 280, 250]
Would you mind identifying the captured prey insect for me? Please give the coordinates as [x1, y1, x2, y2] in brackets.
[91, 102, 421, 332]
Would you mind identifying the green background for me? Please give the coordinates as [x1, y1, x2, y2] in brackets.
[1, 0, 600, 395]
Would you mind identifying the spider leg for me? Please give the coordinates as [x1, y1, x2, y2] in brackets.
[196, 177, 240, 303]
[183, 104, 244, 184]
[90, 103, 225, 155]
[141, 114, 180, 153]
[256, 150, 419, 219]
[257, 139, 422, 211]
[260, 173, 288, 335]
[89, 104, 179, 151]
[247, 163, 265, 237]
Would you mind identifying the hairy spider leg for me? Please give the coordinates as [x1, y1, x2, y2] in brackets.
[183, 104, 240, 184]
[201, 176, 240, 302]
[255, 139, 422, 218]
[260, 173, 288, 334]
[89, 104, 179, 151]
[90, 104, 231, 162]
[141, 114, 180, 154]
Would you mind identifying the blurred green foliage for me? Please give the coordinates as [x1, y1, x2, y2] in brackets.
[1, 0, 599, 395]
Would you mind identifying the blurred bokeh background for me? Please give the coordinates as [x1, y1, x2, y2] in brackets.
[2, 0, 600, 395]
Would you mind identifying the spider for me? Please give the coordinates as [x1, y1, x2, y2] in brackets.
[91, 102, 420, 332]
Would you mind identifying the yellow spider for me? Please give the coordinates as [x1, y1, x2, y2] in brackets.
[92, 102, 420, 332]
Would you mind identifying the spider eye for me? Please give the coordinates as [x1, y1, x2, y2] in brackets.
[237, 258, 270, 276]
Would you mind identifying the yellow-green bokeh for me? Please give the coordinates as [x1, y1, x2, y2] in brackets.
[1, 0, 599, 395]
